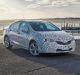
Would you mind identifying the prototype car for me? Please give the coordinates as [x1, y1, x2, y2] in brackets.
[3, 20, 75, 56]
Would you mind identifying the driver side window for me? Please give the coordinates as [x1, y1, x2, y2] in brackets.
[19, 22, 29, 34]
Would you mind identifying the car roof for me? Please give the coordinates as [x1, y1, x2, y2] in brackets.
[17, 19, 48, 23]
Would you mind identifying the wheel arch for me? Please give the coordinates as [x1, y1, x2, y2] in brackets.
[4, 35, 9, 40]
[3, 34, 12, 49]
[4, 35, 8, 37]
[29, 39, 36, 46]
[28, 39, 37, 49]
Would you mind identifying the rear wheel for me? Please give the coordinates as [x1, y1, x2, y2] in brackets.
[29, 41, 40, 56]
[4, 36, 13, 49]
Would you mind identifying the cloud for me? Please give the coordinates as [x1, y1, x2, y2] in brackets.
[0, 0, 80, 19]
[27, 4, 40, 8]
[52, 0, 69, 7]
[0, 0, 80, 10]
[25, 0, 34, 1]
[36, 0, 51, 5]
[51, 0, 80, 7]
[25, 0, 80, 8]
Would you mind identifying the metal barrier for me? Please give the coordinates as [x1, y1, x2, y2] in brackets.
[60, 23, 80, 39]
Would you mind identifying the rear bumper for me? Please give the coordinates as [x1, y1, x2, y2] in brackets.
[40, 40, 75, 53]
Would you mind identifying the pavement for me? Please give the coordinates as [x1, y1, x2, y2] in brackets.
[0, 37, 80, 75]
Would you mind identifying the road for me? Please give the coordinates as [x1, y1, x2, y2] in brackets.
[0, 40, 80, 75]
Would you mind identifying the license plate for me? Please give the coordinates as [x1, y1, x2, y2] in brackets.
[62, 45, 70, 50]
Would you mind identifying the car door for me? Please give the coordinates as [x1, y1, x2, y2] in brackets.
[9, 21, 21, 45]
[17, 21, 30, 49]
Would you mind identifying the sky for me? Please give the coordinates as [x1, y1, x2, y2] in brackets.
[0, 0, 80, 20]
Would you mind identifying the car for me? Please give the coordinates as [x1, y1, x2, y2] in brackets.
[3, 20, 76, 56]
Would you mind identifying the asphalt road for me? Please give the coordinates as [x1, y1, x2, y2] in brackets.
[0, 40, 80, 75]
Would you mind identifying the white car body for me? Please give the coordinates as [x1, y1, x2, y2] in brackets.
[3, 20, 76, 56]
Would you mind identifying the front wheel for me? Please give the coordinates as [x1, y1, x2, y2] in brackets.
[29, 41, 40, 56]
[4, 36, 13, 49]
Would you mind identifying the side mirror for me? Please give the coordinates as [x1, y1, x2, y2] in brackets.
[22, 28, 28, 33]
[22, 30, 27, 33]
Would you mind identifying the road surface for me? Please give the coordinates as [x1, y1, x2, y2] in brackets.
[0, 40, 80, 75]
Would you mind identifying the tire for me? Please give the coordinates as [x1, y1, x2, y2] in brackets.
[4, 36, 13, 49]
[29, 41, 40, 56]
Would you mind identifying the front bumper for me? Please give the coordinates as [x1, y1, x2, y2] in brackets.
[40, 40, 75, 53]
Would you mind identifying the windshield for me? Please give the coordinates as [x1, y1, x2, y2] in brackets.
[29, 22, 61, 31]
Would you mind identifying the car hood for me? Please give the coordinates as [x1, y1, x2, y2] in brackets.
[38, 31, 73, 42]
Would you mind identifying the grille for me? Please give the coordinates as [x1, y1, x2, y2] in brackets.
[56, 40, 71, 45]
[56, 48, 72, 51]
